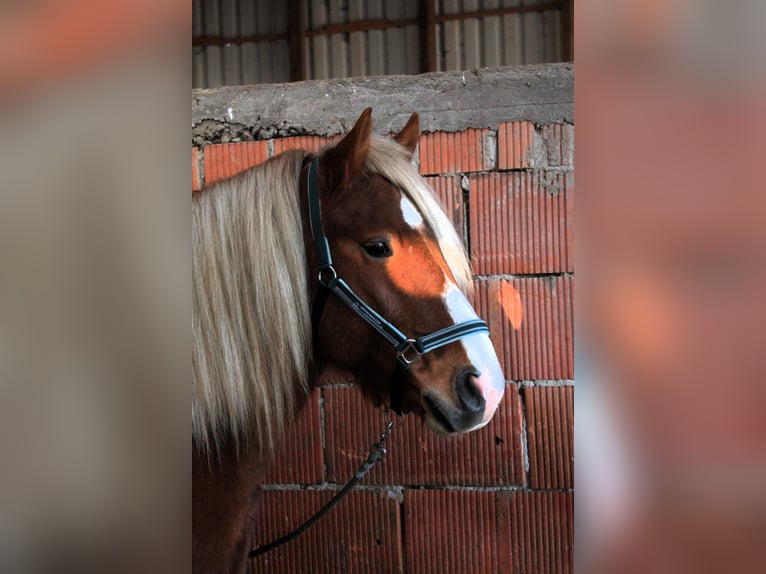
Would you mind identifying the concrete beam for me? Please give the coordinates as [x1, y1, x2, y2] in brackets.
[192, 63, 573, 146]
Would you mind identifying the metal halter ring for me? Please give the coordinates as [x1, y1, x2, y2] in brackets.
[396, 339, 423, 368]
[318, 266, 338, 287]
[383, 407, 406, 430]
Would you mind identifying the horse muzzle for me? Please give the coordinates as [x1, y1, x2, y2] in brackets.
[421, 361, 505, 434]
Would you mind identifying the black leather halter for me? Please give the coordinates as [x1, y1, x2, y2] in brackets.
[307, 156, 489, 369]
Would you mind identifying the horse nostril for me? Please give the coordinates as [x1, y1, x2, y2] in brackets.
[455, 368, 485, 414]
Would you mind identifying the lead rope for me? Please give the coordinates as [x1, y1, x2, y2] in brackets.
[248, 413, 401, 558]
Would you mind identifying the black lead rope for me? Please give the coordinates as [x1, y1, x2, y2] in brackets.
[248, 419, 398, 558]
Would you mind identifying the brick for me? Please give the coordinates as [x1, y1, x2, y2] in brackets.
[192, 147, 201, 191]
[425, 175, 464, 236]
[261, 389, 323, 485]
[542, 123, 574, 167]
[405, 490, 505, 574]
[405, 490, 573, 574]
[251, 489, 402, 573]
[273, 135, 336, 155]
[525, 386, 574, 489]
[323, 384, 524, 487]
[418, 129, 490, 175]
[497, 121, 536, 169]
[472, 276, 574, 380]
[469, 171, 574, 275]
[203, 141, 270, 184]
[507, 491, 574, 574]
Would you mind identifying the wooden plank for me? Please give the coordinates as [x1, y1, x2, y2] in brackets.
[288, 0, 306, 81]
[562, 0, 573, 61]
[419, 0, 437, 73]
[192, 32, 287, 47]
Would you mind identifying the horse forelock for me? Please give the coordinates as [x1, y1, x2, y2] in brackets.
[192, 150, 312, 460]
[364, 137, 473, 292]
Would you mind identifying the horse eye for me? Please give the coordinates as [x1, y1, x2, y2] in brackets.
[362, 240, 393, 259]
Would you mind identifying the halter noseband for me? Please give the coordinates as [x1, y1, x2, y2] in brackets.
[307, 156, 489, 369]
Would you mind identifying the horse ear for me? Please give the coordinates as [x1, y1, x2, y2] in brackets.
[393, 112, 420, 157]
[322, 107, 373, 192]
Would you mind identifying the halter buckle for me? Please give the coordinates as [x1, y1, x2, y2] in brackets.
[396, 339, 423, 368]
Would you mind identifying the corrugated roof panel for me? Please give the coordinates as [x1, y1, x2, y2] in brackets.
[384, 0, 417, 76]
[543, 7, 563, 61]
[435, 0, 564, 71]
[441, 0, 461, 70]
[308, 0, 329, 79]
[482, 0, 504, 68]
[192, 46, 206, 89]
[328, 0, 348, 79]
[462, 0, 482, 70]
[502, 8, 525, 66]
[348, 1, 366, 76]
[251, 0, 270, 84]
[202, 0, 223, 87]
[239, 0, 258, 84]
[366, 0, 385, 76]
[192, 0, 205, 88]
[221, 0, 241, 85]
[522, 4, 545, 65]
[192, 0, 566, 88]
[270, 1, 290, 83]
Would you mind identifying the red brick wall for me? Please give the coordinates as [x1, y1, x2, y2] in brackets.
[192, 121, 574, 573]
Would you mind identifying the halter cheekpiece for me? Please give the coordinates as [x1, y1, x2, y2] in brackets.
[307, 155, 489, 369]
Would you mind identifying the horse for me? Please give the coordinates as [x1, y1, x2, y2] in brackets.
[192, 108, 506, 573]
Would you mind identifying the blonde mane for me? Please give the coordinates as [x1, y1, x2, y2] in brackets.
[193, 151, 312, 458]
[192, 138, 472, 458]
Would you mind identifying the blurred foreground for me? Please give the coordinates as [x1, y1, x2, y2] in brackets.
[577, 1, 766, 573]
[0, 2, 189, 573]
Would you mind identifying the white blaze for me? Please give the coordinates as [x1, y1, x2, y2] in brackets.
[400, 196, 424, 228]
[399, 192, 505, 429]
[443, 283, 506, 428]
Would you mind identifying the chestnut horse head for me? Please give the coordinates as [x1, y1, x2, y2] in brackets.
[193, 107, 507, 574]
[193, 109, 505, 457]
[308, 108, 505, 433]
